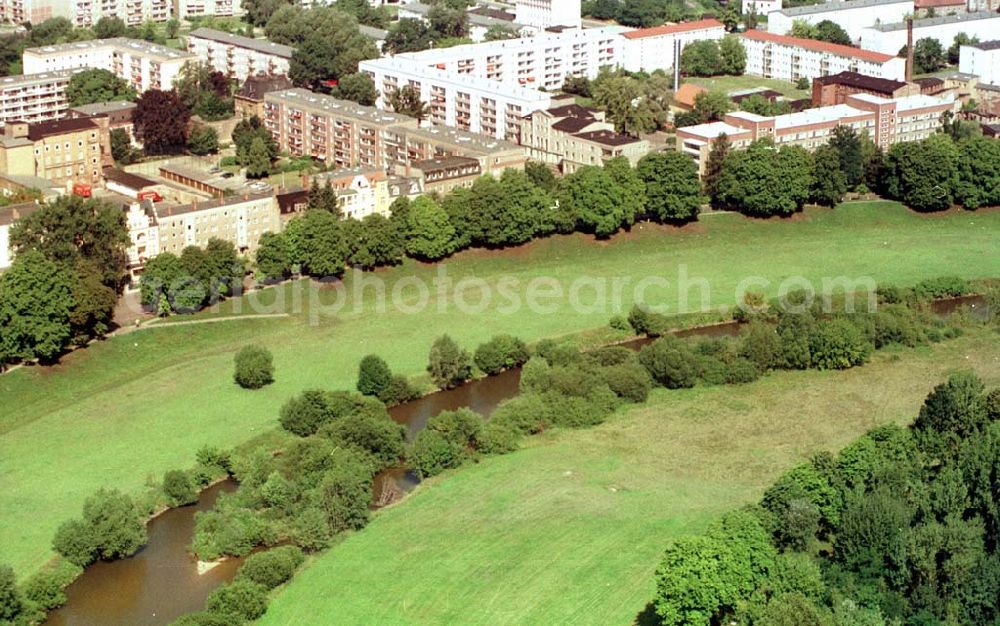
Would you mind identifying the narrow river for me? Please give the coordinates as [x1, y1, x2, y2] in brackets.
[45, 296, 986, 624]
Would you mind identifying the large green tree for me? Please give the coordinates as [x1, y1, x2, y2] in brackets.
[809, 144, 847, 207]
[66, 68, 136, 106]
[0, 252, 73, 362]
[134, 89, 191, 155]
[828, 125, 864, 189]
[404, 196, 456, 260]
[558, 165, 627, 237]
[427, 334, 472, 389]
[717, 140, 814, 216]
[636, 151, 704, 222]
[884, 133, 958, 211]
[954, 136, 1000, 210]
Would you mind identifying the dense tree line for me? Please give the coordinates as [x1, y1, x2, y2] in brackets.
[581, 0, 694, 27]
[1, 196, 129, 367]
[650, 370, 1000, 626]
[139, 238, 244, 315]
[254, 154, 704, 282]
[703, 123, 999, 216]
[680, 36, 747, 77]
[788, 18, 852, 46]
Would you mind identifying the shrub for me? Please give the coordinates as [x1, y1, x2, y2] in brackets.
[628, 305, 672, 337]
[163, 469, 198, 506]
[428, 408, 483, 447]
[696, 354, 729, 386]
[205, 579, 268, 623]
[871, 305, 926, 348]
[601, 361, 653, 402]
[22, 560, 82, 610]
[609, 315, 630, 332]
[320, 412, 406, 470]
[192, 508, 275, 560]
[546, 388, 618, 428]
[357, 354, 392, 397]
[410, 429, 464, 478]
[379, 374, 418, 405]
[53, 489, 148, 566]
[639, 337, 700, 389]
[490, 392, 554, 434]
[739, 321, 783, 371]
[808, 319, 873, 370]
[987, 388, 1000, 421]
[196, 446, 232, 474]
[0, 564, 23, 622]
[233, 344, 274, 389]
[475, 420, 522, 455]
[518, 357, 551, 392]
[171, 612, 235, 626]
[237, 546, 305, 589]
[317, 448, 374, 533]
[279, 389, 334, 436]
[724, 357, 760, 385]
[912, 276, 970, 300]
[427, 334, 473, 389]
[291, 506, 332, 552]
[587, 346, 634, 367]
[473, 335, 530, 375]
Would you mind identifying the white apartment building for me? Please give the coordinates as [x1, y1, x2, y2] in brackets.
[0, 0, 236, 26]
[515, 0, 581, 29]
[959, 41, 1000, 86]
[22, 38, 195, 94]
[0, 69, 89, 127]
[742, 0, 781, 15]
[676, 93, 956, 174]
[767, 0, 914, 43]
[173, 0, 241, 19]
[187, 28, 293, 81]
[741, 30, 905, 82]
[859, 12, 1000, 55]
[360, 27, 624, 141]
[620, 18, 726, 73]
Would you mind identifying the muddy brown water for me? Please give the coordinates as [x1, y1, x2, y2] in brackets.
[46, 298, 987, 624]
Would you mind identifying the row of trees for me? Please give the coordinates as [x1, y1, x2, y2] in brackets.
[680, 36, 747, 78]
[0, 197, 129, 367]
[139, 238, 245, 315]
[651, 371, 1000, 625]
[253, 153, 704, 285]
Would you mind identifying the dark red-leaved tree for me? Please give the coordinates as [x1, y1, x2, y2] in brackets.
[133, 89, 191, 155]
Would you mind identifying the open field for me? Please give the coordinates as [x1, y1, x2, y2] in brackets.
[683, 74, 811, 99]
[0, 202, 998, 576]
[260, 332, 1000, 626]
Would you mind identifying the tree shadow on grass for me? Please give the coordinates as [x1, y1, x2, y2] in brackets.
[634, 601, 659, 626]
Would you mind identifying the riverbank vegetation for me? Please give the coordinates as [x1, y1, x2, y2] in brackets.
[650, 371, 1000, 625]
[257, 326, 1000, 625]
[1, 202, 997, 578]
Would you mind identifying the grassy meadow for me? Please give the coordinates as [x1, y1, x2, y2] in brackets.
[260, 332, 1000, 626]
[0, 201, 997, 575]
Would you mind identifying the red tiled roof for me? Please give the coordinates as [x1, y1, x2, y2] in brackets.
[622, 18, 725, 40]
[740, 29, 895, 63]
[914, 0, 964, 8]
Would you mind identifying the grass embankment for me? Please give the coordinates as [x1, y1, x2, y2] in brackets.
[260, 332, 1000, 626]
[0, 201, 997, 576]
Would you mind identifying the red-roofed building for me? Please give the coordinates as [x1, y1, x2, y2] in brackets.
[740, 29, 906, 82]
[914, 0, 965, 10]
[622, 19, 726, 73]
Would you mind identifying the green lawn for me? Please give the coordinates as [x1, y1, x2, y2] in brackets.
[684, 75, 811, 99]
[0, 201, 997, 576]
[260, 332, 1000, 626]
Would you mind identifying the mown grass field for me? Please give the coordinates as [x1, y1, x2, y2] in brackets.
[683, 74, 811, 99]
[0, 201, 997, 576]
[260, 332, 1000, 626]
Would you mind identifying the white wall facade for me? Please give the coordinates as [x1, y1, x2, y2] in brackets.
[22, 38, 194, 93]
[515, 0, 581, 29]
[621, 19, 726, 73]
[173, 0, 242, 18]
[188, 30, 292, 81]
[959, 43, 1000, 86]
[767, 0, 913, 43]
[0, 223, 10, 270]
[741, 31, 906, 82]
[859, 13, 1000, 55]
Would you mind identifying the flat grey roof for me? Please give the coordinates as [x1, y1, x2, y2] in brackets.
[24, 37, 194, 62]
[778, 0, 910, 17]
[873, 11, 1000, 31]
[188, 28, 294, 59]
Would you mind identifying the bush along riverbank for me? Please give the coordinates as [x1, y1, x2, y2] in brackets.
[160, 278, 995, 625]
[647, 371, 1000, 626]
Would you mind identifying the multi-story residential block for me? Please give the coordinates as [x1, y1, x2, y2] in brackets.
[859, 12, 1000, 55]
[959, 40, 1000, 86]
[187, 28, 293, 81]
[741, 30, 906, 82]
[68, 100, 137, 143]
[0, 69, 88, 127]
[172, 0, 241, 18]
[620, 19, 726, 73]
[514, 0, 580, 29]
[521, 101, 649, 173]
[812, 71, 919, 106]
[310, 167, 393, 219]
[676, 93, 956, 174]
[0, 116, 111, 186]
[0, 0, 173, 27]
[767, 0, 913, 43]
[360, 27, 624, 141]
[262, 88, 527, 175]
[398, 4, 531, 42]
[22, 38, 195, 94]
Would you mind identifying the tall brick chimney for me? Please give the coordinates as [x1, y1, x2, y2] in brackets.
[905, 17, 914, 83]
